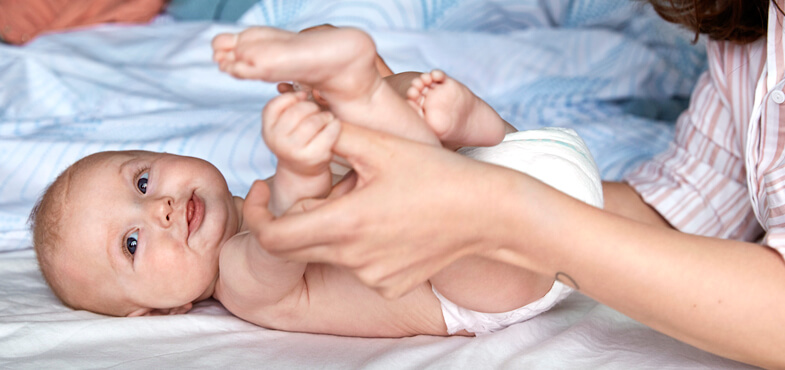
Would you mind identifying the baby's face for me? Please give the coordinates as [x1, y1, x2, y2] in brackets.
[60, 151, 241, 315]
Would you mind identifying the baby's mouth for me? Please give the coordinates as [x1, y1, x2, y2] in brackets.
[186, 193, 204, 242]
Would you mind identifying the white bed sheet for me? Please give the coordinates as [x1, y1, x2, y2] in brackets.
[0, 249, 751, 369]
[0, 0, 755, 367]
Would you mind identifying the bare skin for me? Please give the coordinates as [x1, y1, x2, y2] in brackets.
[248, 124, 785, 367]
[407, 69, 508, 149]
[50, 26, 546, 338]
[404, 69, 552, 311]
[213, 26, 559, 325]
[213, 26, 440, 146]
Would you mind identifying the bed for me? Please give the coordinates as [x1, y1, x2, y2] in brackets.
[0, 0, 756, 368]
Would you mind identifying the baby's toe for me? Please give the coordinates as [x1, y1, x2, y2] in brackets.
[430, 69, 446, 82]
[212, 33, 238, 50]
[410, 77, 425, 91]
[419, 72, 433, 86]
[406, 86, 421, 100]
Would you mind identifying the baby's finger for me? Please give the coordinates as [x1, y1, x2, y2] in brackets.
[290, 111, 335, 147]
[274, 101, 322, 137]
[302, 115, 341, 155]
[262, 92, 307, 136]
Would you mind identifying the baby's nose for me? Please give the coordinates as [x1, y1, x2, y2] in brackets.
[149, 197, 175, 227]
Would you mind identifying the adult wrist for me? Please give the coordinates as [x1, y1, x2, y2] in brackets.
[482, 168, 562, 276]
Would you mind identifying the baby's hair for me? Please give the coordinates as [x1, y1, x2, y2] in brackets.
[28, 155, 97, 311]
[29, 166, 76, 308]
[646, 0, 777, 44]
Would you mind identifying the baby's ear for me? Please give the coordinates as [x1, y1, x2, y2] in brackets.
[126, 303, 193, 317]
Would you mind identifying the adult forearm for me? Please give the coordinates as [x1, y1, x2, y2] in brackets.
[492, 176, 785, 368]
[602, 181, 672, 228]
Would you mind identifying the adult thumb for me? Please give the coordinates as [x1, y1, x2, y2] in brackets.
[333, 123, 397, 176]
[243, 180, 275, 229]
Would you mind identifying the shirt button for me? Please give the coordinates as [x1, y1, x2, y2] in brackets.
[772, 90, 785, 104]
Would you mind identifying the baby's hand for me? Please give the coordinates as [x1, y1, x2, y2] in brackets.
[263, 92, 341, 176]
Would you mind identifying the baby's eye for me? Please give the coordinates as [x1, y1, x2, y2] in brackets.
[126, 231, 138, 256]
[137, 172, 149, 194]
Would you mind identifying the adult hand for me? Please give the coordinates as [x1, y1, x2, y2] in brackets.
[243, 123, 527, 298]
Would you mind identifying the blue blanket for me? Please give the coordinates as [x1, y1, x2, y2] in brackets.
[0, 0, 706, 251]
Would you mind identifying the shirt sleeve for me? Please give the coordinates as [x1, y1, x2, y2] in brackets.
[624, 41, 764, 242]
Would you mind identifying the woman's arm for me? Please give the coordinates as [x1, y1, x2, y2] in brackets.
[246, 123, 785, 368]
[496, 176, 785, 369]
[602, 181, 672, 228]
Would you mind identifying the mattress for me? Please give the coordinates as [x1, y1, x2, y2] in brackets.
[0, 0, 754, 368]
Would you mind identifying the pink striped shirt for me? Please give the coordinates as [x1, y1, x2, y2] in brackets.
[625, 0, 785, 258]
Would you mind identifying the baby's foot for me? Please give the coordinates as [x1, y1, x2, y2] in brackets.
[214, 27, 439, 146]
[213, 26, 379, 105]
[407, 70, 506, 148]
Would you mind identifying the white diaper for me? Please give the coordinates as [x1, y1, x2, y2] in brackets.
[434, 128, 602, 335]
[458, 127, 604, 209]
[432, 282, 573, 335]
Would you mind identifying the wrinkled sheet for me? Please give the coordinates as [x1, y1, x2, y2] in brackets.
[0, 0, 755, 368]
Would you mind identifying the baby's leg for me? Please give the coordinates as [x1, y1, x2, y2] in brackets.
[213, 27, 439, 146]
[430, 256, 554, 314]
[407, 70, 508, 148]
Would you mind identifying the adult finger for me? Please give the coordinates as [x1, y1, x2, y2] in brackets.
[242, 180, 275, 235]
[327, 170, 358, 199]
[259, 200, 354, 259]
[242, 180, 343, 264]
[331, 123, 403, 178]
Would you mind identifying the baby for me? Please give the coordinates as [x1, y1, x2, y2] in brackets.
[29, 26, 579, 337]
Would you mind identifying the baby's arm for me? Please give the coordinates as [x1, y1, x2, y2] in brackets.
[219, 226, 308, 311]
[215, 87, 339, 315]
[262, 92, 341, 216]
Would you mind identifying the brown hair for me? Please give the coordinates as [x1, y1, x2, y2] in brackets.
[29, 152, 141, 316]
[29, 164, 79, 309]
[646, 0, 774, 44]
